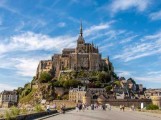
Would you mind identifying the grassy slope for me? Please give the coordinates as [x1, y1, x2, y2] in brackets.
[19, 88, 37, 103]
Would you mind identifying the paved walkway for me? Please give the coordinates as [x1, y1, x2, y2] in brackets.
[43, 107, 161, 120]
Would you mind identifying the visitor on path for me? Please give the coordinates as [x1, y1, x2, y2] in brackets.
[76, 104, 79, 112]
[91, 104, 94, 110]
[82, 103, 85, 112]
[107, 104, 111, 111]
[131, 105, 135, 111]
[61, 104, 66, 114]
[122, 105, 125, 112]
[103, 104, 106, 111]
[46, 104, 50, 114]
[120, 105, 122, 111]
[53, 103, 56, 110]
[78, 103, 82, 111]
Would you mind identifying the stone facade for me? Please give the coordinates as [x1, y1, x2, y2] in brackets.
[69, 87, 107, 103]
[36, 23, 113, 79]
[150, 96, 161, 109]
[145, 89, 161, 99]
[0, 90, 18, 108]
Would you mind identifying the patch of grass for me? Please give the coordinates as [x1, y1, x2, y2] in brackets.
[4, 110, 12, 120]
[34, 104, 44, 112]
[19, 88, 37, 103]
[0, 114, 4, 118]
[20, 107, 28, 115]
[10, 106, 20, 116]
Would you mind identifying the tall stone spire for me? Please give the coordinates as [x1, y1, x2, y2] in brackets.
[80, 20, 83, 36]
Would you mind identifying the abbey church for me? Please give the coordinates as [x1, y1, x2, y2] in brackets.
[36, 23, 114, 79]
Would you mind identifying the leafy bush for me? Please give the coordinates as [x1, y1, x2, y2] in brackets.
[10, 106, 20, 116]
[97, 72, 111, 83]
[53, 81, 63, 87]
[114, 80, 121, 86]
[5, 111, 12, 120]
[20, 107, 28, 114]
[94, 81, 101, 88]
[4, 107, 20, 120]
[19, 88, 36, 103]
[39, 72, 52, 83]
[34, 104, 44, 112]
[146, 104, 159, 110]
[63, 80, 82, 88]
[0, 114, 3, 118]
[105, 86, 112, 92]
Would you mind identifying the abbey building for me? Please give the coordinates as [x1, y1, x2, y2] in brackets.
[36, 23, 114, 79]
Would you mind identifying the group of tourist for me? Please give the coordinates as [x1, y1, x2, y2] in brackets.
[75, 103, 112, 111]
[46, 103, 66, 114]
[75, 103, 86, 112]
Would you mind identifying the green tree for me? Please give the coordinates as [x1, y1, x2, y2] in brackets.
[114, 80, 121, 86]
[98, 72, 111, 83]
[112, 72, 119, 80]
[95, 81, 101, 88]
[39, 72, 52, 83]
[127, 78, 136, 84]
[62, 80, 82, 88]
[105, 86, 112, 92]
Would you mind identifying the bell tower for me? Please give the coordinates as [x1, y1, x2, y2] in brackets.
[77, 21, 85, 46]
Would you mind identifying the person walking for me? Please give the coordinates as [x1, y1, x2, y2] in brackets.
[76, 104, 79, 112]
[82, 103, 85, 112]
[108, 104, 111, 111]
[91, 104, 94, 110]
[120, 105, 122, 111]
[46, 104, 50, 114]
[102, 104, 106, 111]
[122, 105, 125, 112]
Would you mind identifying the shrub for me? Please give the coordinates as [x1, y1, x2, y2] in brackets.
[0, 114, 3, 118]
[34, 104, 44, 112]
[20, 107, 28, 114]
[4, 111, 12, 120]
[10, 106, 20, 116]
[39, 72, 52, 83]
[146, 104, 159, 110]
[105, 86, 112, 92]
[10, 106, 20, 119]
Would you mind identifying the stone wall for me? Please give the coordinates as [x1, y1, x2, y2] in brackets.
[51, 100, 76, 108]
[92, 99, 152, 108]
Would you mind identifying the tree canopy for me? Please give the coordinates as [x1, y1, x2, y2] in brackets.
[39, 72, 52, 83]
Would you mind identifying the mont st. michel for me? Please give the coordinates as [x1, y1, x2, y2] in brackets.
[35, 23, 113, 81]
[15, 23, 147, 105]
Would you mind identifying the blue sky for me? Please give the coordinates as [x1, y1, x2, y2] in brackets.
[0, 0, 161, 91]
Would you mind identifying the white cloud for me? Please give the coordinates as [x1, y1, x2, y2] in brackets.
[84, 23, 111, 37]
[0, 32, 77, 55]
[149, 10, 161, 20]
[119, 35, 138, 44]
[116, 70, 132, 78]
[0, 83, 16, 92]
[147, 71, 161, 75]
[12, 58, 41, 77]
[57, 22, 66, 27]
[134, 76, 161, 83]
[109, 0, 150, 14]
[113, 31, 161, 62]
